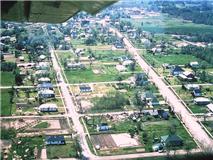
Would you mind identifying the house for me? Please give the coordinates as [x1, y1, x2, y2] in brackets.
[97, 123, 110, 132]
[35, 70, 49, 77]
[117, 56, 130, 62]
[116, 64, 127, 72]
[170, 66, 184, 76]
[194, 97, 211, 105]
[134, 73, 148, 86]
[178, 71, 195, 81]
[37, 83, 53, 90]
[45, 135, 65, 145]
[207, 103, 213, 112]
[17, 63, 35, 68]
[79, 85, 92, 92]
[161, 134, 183, 147]
[18, 56, 24, 61]
[36, 62, 49, 70]
[143, 110, 159, 118]
[67, 62, 85, 69]
[189, 61, 199, 68]
[192, 89, 202, 97]
[122, 60, 134, 66]
[38, 89, 55, 99]
[39, 55, 46, 61]
[141, 91, 159, 106]
[184, 84, 200, 91]
[38, 103, 58, 112]
[38, 77, 51, 83]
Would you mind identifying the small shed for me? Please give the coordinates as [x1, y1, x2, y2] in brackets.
[79, 85, 92, 92]
[97, 123, 110, 132]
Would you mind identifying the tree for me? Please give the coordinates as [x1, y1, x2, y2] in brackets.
[129, 128, 135, 138]
[129, 61, 136, 72]
[1, 54, 4, 62]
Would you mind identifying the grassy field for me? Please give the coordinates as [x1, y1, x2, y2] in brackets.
[33, 122, 50, 129]
[47, 143, 78, 159]
[0, 89, 13, 116]
[202, 121, 213, 135]
[65, 67, 133, 83]
[122, 14, 213, 35]
[0, 71, 15, 86]
[188, 104, 208, 114]
[142, 53, 201, 67]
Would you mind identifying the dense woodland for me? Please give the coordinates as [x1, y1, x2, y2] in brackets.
[153, 1, 213, 25]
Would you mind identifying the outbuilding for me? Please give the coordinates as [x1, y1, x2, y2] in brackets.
[46, 135, 65, 145]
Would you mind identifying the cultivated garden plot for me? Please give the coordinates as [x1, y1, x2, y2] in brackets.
[82, 113, 197, 155]
[70, 81, 168, 113]
[56, 49, 142, 84]
[0, 87, 65, 116]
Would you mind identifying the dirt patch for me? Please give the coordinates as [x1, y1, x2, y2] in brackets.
[91, 134, 117, 150]
[111, 133, 140, 147]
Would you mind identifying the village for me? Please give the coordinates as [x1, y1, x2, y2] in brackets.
[1, 1, 213, 160]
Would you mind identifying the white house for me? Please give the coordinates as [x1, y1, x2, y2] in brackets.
[38, 89, 55, 99]
[38, 77, 51, 83]
[189, 61, 199, 68]
[38, 103, 58, 112]
[194, 97, 211, 105]
[122, 60, 134, 66]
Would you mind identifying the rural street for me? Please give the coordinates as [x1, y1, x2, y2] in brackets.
[108, 26, 213, 149]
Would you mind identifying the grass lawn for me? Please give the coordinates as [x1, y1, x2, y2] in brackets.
[142, 118, 197, 151]
[122, 14, 213, 35]
[33, 122, 50, 129]
[202, 121, 213, 135]
[142, 53, 201, 68]
[65, 67, 132, 83]
[0, 71, 15, 86]
[188, 104, 208, 114]
[47, 143, 78, 159]
[0, 89, 13, 116]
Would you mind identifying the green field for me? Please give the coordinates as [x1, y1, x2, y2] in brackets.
[123, 14, 213, 35]
[47, 143, 78, 159]
[0, 89, 13, 116]
[33, 122, 50, 129]
[202, 121, 213, 135]
[65, 67, 132, 83]
[0, 71, 15, 86]
[142, 53, 201, 67]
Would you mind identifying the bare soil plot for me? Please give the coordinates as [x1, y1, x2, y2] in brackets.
[111, 133, 140, 147]
[91, 134, 117, 150]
